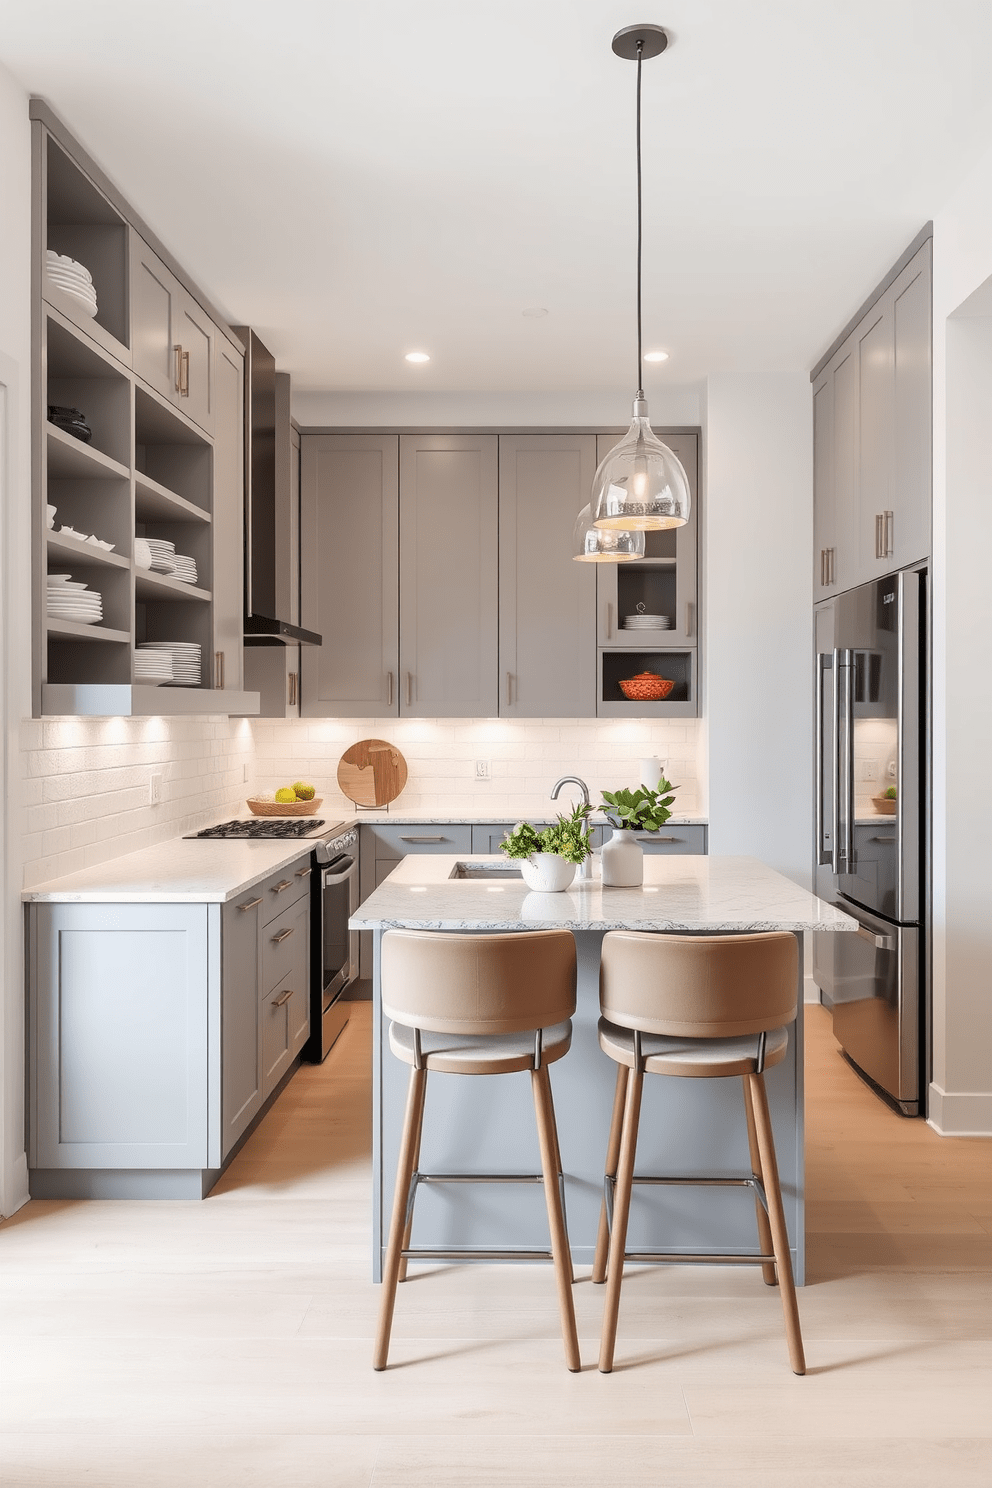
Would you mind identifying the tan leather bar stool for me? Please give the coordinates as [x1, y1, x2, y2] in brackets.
[374, 928, 580, 1372]
[593, 930, 805, 1376]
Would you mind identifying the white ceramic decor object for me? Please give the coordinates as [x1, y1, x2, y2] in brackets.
[601, 828, 644, 887]
[519, 854, 576, 893]
[639, 756, 666, 789]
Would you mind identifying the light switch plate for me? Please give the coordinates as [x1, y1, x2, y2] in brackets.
[149, 773, 162, 805]
[475, 760, 491, 781]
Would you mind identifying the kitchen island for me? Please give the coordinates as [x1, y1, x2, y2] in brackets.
[352, 854, 857, 1282]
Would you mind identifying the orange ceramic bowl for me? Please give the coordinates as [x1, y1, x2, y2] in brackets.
[618, 672, 675, 701]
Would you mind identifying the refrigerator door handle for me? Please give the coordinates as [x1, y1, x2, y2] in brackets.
[834, 647, 854, 876]
[856, 924, 897, 952]
[816, 652, 833, 866]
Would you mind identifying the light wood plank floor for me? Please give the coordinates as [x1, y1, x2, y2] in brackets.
[2, 1003, 991, 1486]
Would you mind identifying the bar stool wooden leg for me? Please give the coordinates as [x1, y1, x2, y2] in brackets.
[593, 1063, 629, 1285]
[531, 1065, 581, 1372]
[747, 1071, 806, 1376]
[544, 1072, 574, 1285]
[373, 1064, 427, 1371]
[396, 1087, 426, 1286]
[742, 1074, 777, 1288]
[598, 1064, 643, 1373]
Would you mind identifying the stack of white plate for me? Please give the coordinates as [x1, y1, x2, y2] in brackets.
[143, 538, 176, 575]
[134, 537, 152, 570]
[46, 251, 98, 319]
[622, 613, 672, 631]
[47, 504, 57, 530]
[170, 554, 198, 584]
[138, 641, 201, 686]
[134, 650, 173, 686]
[47, 572, 103, 624]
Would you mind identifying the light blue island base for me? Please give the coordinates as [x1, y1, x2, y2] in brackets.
[354, 854, 858, 1285]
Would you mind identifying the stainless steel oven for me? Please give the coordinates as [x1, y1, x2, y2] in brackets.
[304, 826, 359, 1061]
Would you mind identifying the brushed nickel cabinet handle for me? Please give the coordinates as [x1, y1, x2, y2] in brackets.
[635, 834, 681, 843]
[884, 509, 893, 557]
[271, 926, 294, 944]
[685, 601, 693, 637]
[238, 897, 262, 912]
[180, 350, 190, 398]
[505, 671, 513, 706]
[405, 672, 413, 707]
[386, 670, 394, 706]
[173, 344, 183, 393]
[271, 988, 293, 1008]
[606, 601, 614, 639]
[214, 651, 225, 690]
[295, 865, 311, 878]
[287, 671, 298, 706]
[271, 879, 292, 894]
[400, 835, 446, 843]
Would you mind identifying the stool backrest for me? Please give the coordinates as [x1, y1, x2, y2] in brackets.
[381, 929, 577, 1036]
[600, 931, 798, 1038]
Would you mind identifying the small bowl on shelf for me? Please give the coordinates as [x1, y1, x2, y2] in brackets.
[872, 793, 897, 816]
[246, 795, 323, 817]
[618, 672, 675, 701]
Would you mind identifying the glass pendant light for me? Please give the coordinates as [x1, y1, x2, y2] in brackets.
[590, 25, 691, 534]
[573, 504, 645, 562]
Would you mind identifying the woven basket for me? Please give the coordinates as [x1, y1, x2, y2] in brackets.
[246, 796, 323, 817]
[872, 794, 897, 816]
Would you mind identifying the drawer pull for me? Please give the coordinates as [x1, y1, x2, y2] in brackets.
[238, 897, 263, 912]
[295, 865, 311, 878]
[635, 835, 681, 843]
[271, 926, 294, 944]
[271, 988, 294, 1008]
[271, 879, 293, 894]
[400, 835, 446, 843]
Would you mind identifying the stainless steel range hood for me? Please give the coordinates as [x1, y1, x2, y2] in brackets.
[234, 328, 321, 647]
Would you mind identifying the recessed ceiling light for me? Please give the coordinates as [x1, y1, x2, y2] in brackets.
[522, 307, 549, 318]
[405, 351, 430, 364]
[643, 350, 669, 363]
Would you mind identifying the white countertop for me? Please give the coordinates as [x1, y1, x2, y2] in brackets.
[353, 813, 706, 825]
[349, 854, 859, 933]
[21, 836, 318, 905]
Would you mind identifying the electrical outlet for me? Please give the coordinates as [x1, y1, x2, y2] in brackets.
[149, 773, 163, 806]
[243, 763, 249, 783]
[864, 759, 877, 781]
[888, 760, 897, 778]
[475, 760, 491, 781]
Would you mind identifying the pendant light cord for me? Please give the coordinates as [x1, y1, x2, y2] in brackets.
[635, 39, 644, 401]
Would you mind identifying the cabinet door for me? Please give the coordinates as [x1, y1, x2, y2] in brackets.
[130, 232, 182, 404]
[175, 288, 214, 433]
[301, 434, 399, 716]
[32, 903, 210, 1170]
[221, 891, 262, 1157]
[499, 435, 596, 717]
[889, 242, 931, 571]
[812, 370, 837, 596]
[399, 434, 499, 717]
[211, 336, 245, 693]
[596, 431, 698, 647]
[857, 302, 894, 583]
[830, 345, 859, 593]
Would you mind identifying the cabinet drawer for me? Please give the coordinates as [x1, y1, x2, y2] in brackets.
[261, 969, 296, 1094]
[625, 824, 707, 855]
[470, 822, 605, 854]
[261, 893, 309, 994]
[259, 857, 312, 927]
[370, 824, 473, 860]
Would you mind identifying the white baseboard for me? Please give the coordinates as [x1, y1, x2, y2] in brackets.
[927, 1083, 992, 1137]
[803, 974, 821, 1004]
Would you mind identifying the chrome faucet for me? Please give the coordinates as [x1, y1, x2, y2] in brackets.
[550, 775, 593, 880]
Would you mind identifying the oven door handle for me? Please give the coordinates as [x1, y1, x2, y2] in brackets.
[322, 855, 356, 886]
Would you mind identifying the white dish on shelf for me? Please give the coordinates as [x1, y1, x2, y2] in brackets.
[85, 535, 116, 551]
[58, 526, 91, 542]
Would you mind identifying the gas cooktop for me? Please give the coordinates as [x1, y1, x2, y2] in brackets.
[193, 818, 329, 840]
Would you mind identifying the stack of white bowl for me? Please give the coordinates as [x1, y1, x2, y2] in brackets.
[47, 572, 103, 625]
[46, 251, 98, 318]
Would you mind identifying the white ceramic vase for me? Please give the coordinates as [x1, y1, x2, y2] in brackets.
[519, 853, 577, 893]
[600, 828, 643, 887]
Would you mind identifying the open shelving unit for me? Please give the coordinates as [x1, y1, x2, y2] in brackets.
[31, 105, 257, 718]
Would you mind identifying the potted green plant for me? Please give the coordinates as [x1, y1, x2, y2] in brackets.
[500, 805, 594, 892]
[599, 776, 677, 886]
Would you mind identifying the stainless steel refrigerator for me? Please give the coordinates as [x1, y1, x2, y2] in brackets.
[813, 569, 926, 1115]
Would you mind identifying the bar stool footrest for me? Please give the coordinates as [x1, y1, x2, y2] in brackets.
[400, 1247, 555, 1262]
[621, 1250, 777, 1266]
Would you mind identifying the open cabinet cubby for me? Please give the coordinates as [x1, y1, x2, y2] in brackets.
[598, 649, 697, 718]
[45, 135, 129, 356]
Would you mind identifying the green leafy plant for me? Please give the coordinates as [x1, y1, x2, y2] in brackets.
[884, 785, 897, 800]
[600, 776, 677, 832]
[500, 804, 594, 866]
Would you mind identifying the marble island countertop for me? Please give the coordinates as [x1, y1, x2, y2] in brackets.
[350, 854, 859, 934]
[21, 836, 319, 905]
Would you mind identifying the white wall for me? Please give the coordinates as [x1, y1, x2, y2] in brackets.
[930, 141, 992, 1136]
[292, 385, 704, 430]
[704, 374, 813, 887]
[0, 59, 32, 1217]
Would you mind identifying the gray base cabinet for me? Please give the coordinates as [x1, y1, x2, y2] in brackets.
[29, 855, 311, 1199]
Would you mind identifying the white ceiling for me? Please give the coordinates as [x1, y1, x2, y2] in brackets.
[4, 0, 992, 393]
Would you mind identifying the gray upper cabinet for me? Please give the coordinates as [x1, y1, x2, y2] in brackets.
[130, 231, 213, 434]
[595, 430, 699, 647]
[813, 236, 931, 596]
[498, 435, 596, 717]
[210, 336, 245, 693]
[399, 434, 499, 718]
[300, 434, 399, 717]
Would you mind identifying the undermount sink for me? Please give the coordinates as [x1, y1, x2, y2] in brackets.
[449, 861, 523, 880]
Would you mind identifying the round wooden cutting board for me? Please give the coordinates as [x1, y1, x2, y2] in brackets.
[336, 739, 409, 808]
